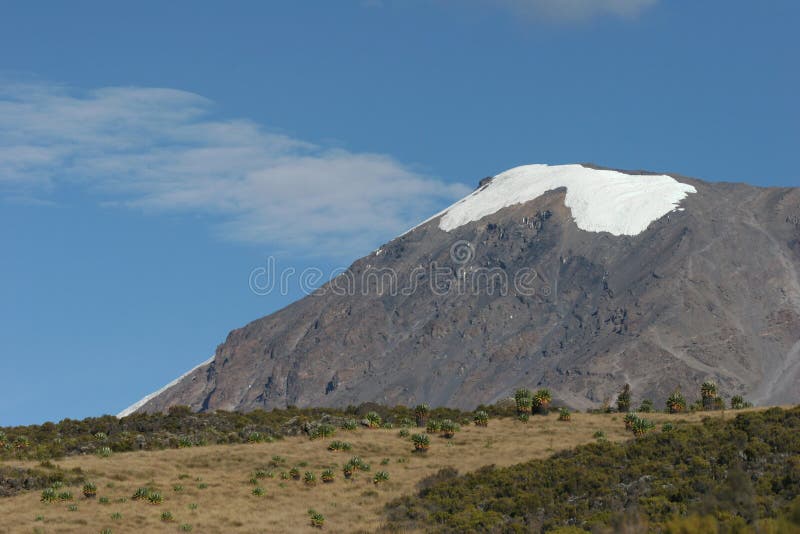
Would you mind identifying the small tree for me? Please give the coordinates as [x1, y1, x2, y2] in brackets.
[473, 410, 489, 427]
[667, 389, 686, 414]
[514, 389, 533, 415]
[617, 384, 632, 413]
[533, 389, 552, 415]
[414, 404, 430, 427]
[701, 381, 718, 410]
[731, 395, 746, 410]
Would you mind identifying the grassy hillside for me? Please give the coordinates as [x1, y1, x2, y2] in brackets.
[384, 406, 800, 533]
[0, 409, 728, 533]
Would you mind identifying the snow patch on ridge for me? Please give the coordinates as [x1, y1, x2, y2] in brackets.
[432, 164, 696, 236]
[117, 356, 214, 417]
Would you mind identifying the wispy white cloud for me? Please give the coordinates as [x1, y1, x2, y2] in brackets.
[481, 0, 658, 22]
[0, 81, 469, 258]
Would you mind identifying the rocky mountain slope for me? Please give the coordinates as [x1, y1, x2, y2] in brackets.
[122, 164, 800, 415]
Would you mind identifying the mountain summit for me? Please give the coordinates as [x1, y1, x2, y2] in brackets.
[120, 164, 800, 416]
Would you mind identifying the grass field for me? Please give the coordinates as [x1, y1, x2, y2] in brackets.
[0, 409, 753, 533]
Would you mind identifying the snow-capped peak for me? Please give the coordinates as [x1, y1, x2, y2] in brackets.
[429, 164, 697, 236]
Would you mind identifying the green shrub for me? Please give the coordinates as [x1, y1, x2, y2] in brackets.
[160, 510, 174, 522]
[398, 417, 414, 428]
[624, 412, 639, 430]
[350, 456, 370, 471]
[341, 418, 358, 431]
[365, 412, 382, 429]
[411, 433, 430, 453]
[344, 456, 370, 478]
[639, 399, 654, 413]
[473, 410, 489, 427]
[321, 469, 335, 483]
[147, 491, 163, 505]
[662, 422, 675, 432]
[308, 509, 325, 528]
[252, 486, 265, 496]
[440, 419, 460, 438]
[67, 504, 78, 512]
[399, 428, 410, 438]
[57, 491, 73, 501]
[327, 440, 352, 451]
[343, 462, 355, 479]
[517, 413, 529, 423]
[309, 424, 336, 440]
[96, 446, 112, 458]
[304, 471, 317, 486]
[110, 512, 122, 521]
[289, 467, 301, 480]
[40, 488, 56, 503]
[373, 471, 390, 484]
[558, 408, 571, 422]
[132, 487, 151, 500]
[631, 417, 655, 437]
[179, 524, 193, 532]
[426, 419, 442, 433]
[82, 482, 97, 498]
[99, 496, 110, 504]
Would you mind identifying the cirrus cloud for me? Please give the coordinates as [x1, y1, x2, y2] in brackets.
[0, 81, 470, 258]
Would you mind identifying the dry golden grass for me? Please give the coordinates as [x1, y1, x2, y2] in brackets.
[0, 409, 753, 533]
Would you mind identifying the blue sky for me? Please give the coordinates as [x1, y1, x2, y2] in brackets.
[1, 1, 797, 425]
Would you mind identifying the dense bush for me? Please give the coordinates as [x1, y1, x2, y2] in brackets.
[385, 407, 800, 532]
[0, 402, 480, 461]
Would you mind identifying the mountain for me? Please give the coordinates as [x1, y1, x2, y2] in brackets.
[120, 163, 800, 416]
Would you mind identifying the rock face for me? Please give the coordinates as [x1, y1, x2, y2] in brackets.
[125, 164, 800, 414]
